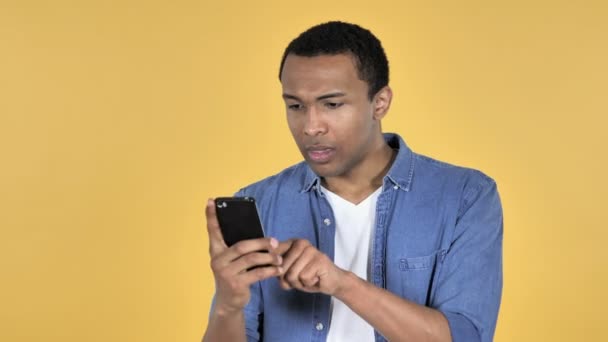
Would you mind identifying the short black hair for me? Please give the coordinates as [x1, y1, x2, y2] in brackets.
[278, 21, 389, 100]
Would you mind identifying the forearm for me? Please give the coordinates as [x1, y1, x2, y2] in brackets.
[202, 307, 247, 342]
[335, 272, 451, 342]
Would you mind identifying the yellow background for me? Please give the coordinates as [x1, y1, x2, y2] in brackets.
[1, 1, 606, 341]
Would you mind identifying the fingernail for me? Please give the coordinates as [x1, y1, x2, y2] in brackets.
[207, 198, 214, 206]
[278, 266, 284, 274]
[270, 237, 278, 248]
[277, 255, 283, 264]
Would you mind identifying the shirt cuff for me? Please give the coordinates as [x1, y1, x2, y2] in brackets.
[441, 311, 480, 342]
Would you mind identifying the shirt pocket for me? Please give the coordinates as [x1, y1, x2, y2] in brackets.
[398, 252, 439, 306]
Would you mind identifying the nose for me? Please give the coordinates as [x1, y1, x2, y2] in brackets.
[303, 106, 327, 136]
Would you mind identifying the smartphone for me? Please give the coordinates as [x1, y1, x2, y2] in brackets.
[214, 197, 265, 247]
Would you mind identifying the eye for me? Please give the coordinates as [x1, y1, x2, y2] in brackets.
[325, 102, 343, 109]
[287, 103, 302, 111]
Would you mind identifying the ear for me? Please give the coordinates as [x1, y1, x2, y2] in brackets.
[372, 86, 393, 120]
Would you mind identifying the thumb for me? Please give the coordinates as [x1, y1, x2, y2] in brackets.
[205, 198, 227, 256]
[275, 239, 295, 256]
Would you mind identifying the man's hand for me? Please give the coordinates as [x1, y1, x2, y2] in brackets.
[276, 239, 348, 295]
[205, 199, 284, 315]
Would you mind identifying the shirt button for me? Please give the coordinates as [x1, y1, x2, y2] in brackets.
[393, 185, 399, 190]
[315, 322, 324, 331]
[323, 218, 331, 226]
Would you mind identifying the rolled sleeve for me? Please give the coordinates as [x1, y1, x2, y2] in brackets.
[442, 311, 480, 341]
[243, 280, 263, 342]
[433, 174, 503, 342]
[207, 280, 263, 342]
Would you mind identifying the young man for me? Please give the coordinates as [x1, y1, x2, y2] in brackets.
[203, 21, 502, 342]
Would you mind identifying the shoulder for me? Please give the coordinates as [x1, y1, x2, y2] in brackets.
[411, 152, 499, 210]
[413, 153, 496, 187]
[385, 133, 495, 195]
[235, 161, 310, 199]
[411, 152, 502, 237]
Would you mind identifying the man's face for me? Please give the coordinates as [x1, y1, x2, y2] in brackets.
[280, 53, 382, 179]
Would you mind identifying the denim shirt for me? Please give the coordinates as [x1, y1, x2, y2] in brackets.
[234, 133, 503, 342]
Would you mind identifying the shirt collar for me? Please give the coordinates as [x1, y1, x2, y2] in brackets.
[300, 132, 415, 193]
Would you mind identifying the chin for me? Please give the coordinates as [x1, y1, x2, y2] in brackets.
[306, 162, 341, 178]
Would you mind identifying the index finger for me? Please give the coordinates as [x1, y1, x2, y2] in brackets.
[205, 198, 227, 256]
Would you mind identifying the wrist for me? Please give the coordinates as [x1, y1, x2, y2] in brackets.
[213, 302, 244, 318]
[333, 270, 362, 300]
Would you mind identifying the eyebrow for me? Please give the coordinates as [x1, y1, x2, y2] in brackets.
[282, 92, 346, 101]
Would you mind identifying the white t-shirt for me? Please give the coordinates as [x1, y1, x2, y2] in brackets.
[321, 186, 382, 342]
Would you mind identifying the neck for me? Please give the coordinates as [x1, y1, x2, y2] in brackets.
[322, 137, 396, 204]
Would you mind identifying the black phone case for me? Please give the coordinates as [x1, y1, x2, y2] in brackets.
[214, 197, 265, 247]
